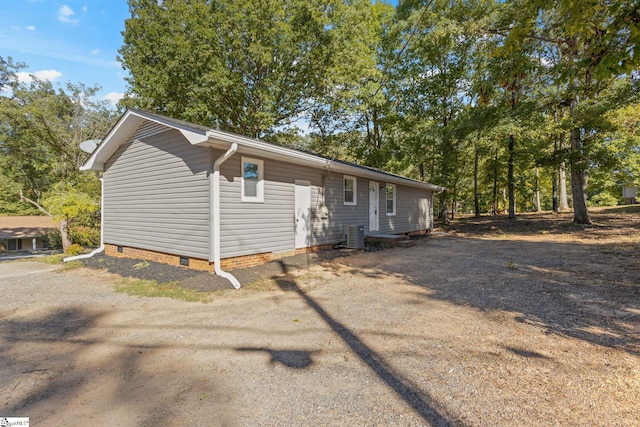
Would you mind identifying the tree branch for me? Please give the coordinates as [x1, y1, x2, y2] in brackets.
[19, 189, 52, 217]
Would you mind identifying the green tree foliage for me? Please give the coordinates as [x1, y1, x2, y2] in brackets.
[511, 0, 640, 223]
[121, 0, 367, 139]
[3, 0, 637, 235]
[0, 57, 115, 249]
[40, 184, 100, 252]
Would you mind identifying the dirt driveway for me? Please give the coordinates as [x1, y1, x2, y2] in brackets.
[1, 212, 639, 426]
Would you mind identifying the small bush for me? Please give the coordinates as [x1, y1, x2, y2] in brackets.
[70, 225, 100, 247]
[66, 243, 85, 256]
[588, 192, 619, 207]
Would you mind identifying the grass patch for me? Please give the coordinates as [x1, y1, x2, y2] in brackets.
[30, 253, 84, 270]
[115, 277, 212, 303]
[240, 277, 280, 292]
[61, 260, 84, 270]
[32, 253, 67, 264]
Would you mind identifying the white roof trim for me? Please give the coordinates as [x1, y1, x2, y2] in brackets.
[202, 129, 444, 192]
[82, 109, 445, 192]
[81, 109, 209, 171]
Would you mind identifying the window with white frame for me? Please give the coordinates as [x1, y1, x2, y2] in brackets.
[241, 157, 264, 202]
[386, 183, 396, 215]
[343, 175, 357, 205]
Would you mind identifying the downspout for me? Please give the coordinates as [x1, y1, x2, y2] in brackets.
[64, 177, 105, 262]
[211, 143, 241, 289]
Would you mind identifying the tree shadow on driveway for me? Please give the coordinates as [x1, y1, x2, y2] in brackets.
[272, 260, 459, 426]
[363, 236, 640, 356]
[0, 306, 234, 425]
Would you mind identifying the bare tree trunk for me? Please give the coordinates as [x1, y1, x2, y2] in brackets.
[491, 150, 499, 215]
[552, 135, 559, 213]
[558, 132, 569, 211]
[508, 134, 516, 219]
[507, 85, 517, 219]
[569, 127, 591, 224]
[19, 190, 72, 252]
[559, 162, 569, 211]
[534, 167, 541, 212]
[474, 149, 480, 217]
[59, 219, 73, 252]
[502, 188, 507, 213]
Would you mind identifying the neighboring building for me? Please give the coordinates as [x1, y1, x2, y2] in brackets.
[81, 109, 444, 275]
[0, 216, 57, 251]
[622, 184, 637, 205]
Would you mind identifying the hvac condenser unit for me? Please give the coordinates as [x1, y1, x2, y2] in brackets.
[344, 225, 365, 249]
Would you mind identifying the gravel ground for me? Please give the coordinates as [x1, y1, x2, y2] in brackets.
[1, 211, 639, 426]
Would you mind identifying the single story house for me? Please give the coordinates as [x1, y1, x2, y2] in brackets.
[79, 109, 444, 287]
[0, 216, 57, 251]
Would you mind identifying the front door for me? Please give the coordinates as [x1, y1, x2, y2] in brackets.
[369, 181, 379, 232]
[295, 180, 311, 249]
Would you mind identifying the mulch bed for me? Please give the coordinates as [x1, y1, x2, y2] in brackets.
[82, 248, 359, 292]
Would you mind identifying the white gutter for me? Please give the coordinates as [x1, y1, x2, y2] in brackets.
[64, 177, 105, 262]
[211, 143, 241, 289]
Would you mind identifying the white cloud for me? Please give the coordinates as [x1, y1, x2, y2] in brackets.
[58, 5, 79, 25]
[91, 49, 100, 55]
[16, 69, 63, 84]
[104, 92, 124, 106]
[82, 5, 87, 12]
[26, 25, 36, 31]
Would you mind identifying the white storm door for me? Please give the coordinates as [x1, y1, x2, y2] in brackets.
[295, 180, 311, 249]
[369, 181, 379, 232]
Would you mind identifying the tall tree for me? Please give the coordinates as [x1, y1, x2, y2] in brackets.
[531, 0, 640, 223]
[393, 0, 481, 221]
[120, 0, 379, 140]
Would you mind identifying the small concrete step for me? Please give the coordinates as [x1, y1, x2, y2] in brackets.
[396, 240, 415, 248]
[365, 234, 414, 248]
[365, 234, 405, 242]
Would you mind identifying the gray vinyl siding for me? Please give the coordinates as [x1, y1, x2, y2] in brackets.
[379, 185, 432, 234]
[103, 127, 211, 259]
[317, 174, 369, 242]
[218, 154, 314, 257]
[101, 120, 433, 261]
[216, 154, 432, 258]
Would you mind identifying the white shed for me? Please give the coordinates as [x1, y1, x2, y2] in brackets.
[622, 184, 637, 204]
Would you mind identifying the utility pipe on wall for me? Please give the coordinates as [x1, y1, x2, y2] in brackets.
[64, 177, 105, 262]
[211, 143, 241, 289]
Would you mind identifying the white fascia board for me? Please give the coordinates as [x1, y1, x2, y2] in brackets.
[327, 162, 445, 192]
[81, 111, 144, 171]
[202, 129, 445, 192]
[131, 109, 209, 145]
[203, 129, 331, 169]
[80, 110, 209, 171]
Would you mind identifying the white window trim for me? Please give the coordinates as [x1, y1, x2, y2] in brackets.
[241, 156, 264, 203]
[386, 183, 396, 216]
[343, 175, 357, 206]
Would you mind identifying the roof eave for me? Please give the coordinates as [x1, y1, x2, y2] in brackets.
[81, 109, 210, 172]
[203, 129, 444, 192]
[83, 109, 445, 192]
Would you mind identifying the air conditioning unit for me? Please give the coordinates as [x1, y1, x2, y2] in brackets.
[344, 225, 365, 249]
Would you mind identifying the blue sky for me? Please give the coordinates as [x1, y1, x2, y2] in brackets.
[0, 1, 130, 106]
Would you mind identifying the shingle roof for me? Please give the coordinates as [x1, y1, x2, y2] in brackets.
[0, 216, 57, 239]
